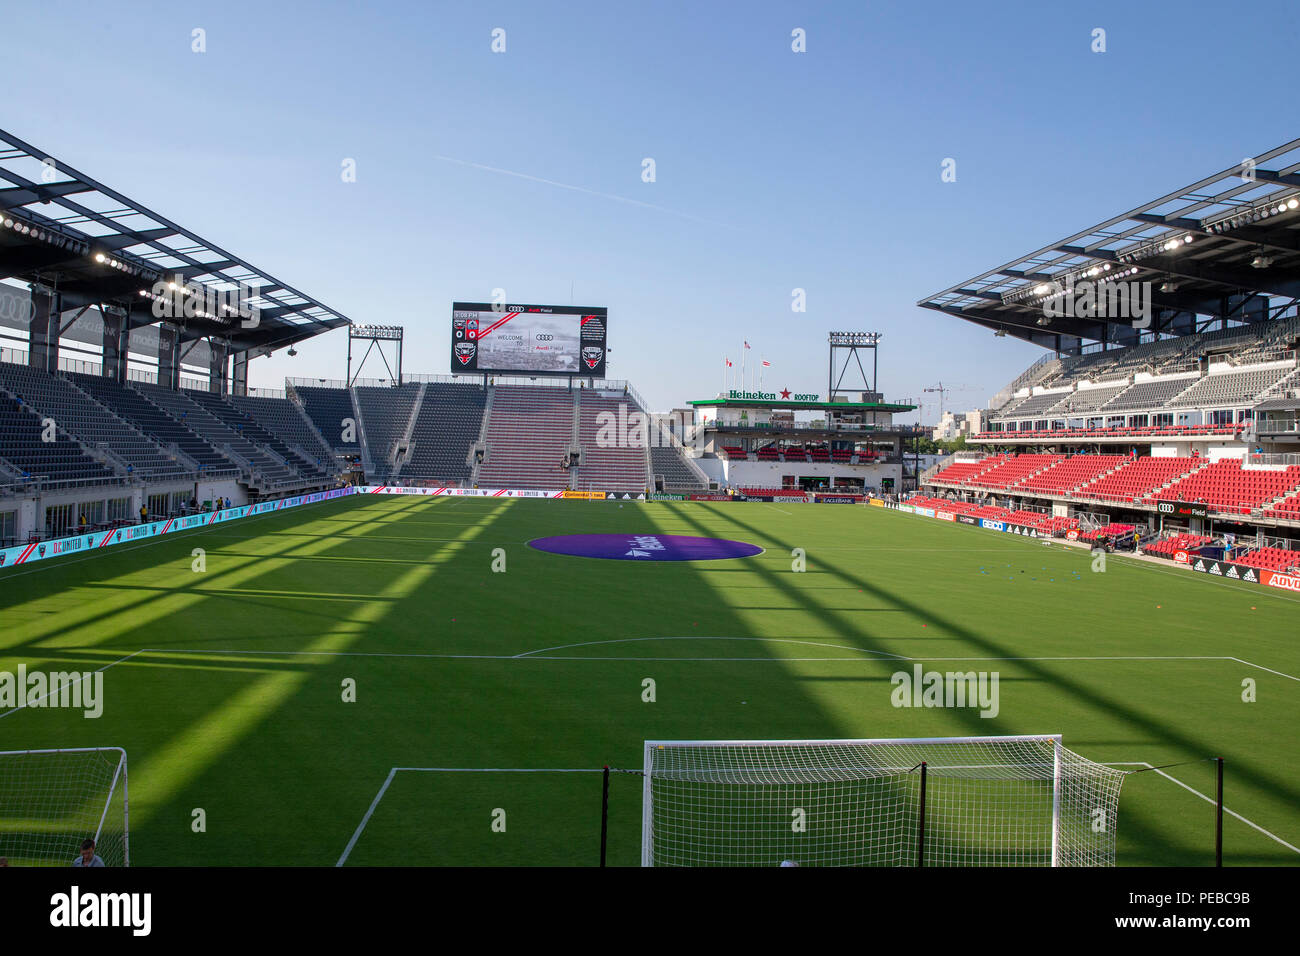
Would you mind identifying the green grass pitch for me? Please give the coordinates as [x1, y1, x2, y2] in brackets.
[1, 494, 1296, 866]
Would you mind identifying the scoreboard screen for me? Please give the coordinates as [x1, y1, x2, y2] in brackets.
[451, 303, 607, 376]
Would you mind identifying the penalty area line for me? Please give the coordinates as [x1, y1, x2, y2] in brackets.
[53, 646, 1300, 683]
[336, 766, 606, 866]
[1104, 762, 1300, 856]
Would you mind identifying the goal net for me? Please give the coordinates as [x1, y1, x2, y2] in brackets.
[0, 748, 130, 867]
[642, 735, 1124, 867]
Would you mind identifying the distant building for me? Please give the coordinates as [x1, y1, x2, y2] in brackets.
[932, 409, 986, 441]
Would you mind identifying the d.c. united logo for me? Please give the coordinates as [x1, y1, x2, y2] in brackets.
[582, 346, 603, 369]
[37, 544, 46, 557]
[455, 342, 476, 366]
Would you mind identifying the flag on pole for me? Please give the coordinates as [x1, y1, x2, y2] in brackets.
[743, 341, 752, 349]
[725, 358, 732, 366]
[761, 360, 771, 367]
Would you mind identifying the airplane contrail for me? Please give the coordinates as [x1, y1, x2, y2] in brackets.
[431, 154, 741, 231]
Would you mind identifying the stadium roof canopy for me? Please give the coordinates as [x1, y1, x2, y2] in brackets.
[918, 140, 1300, 353]
[0, 127, 350, 354]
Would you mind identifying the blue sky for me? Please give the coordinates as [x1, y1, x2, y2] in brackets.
[5, 0, 1299, 420]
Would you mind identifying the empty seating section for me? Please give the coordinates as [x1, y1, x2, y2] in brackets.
[930, 456, 1007, 484]
[1144, 534, 1212, 557]
[1268, 492, 1300, 520]
[976, 423, 1244, 441]
[230, 395, 335, 470]
[70, 373, 236, 476]
[721, 445, 747, 459]
[136, 383, 294, 485]
[999, 391, 1069, 418]
[1051, 383, 1130, 415]
[1167, 368, 1291, 407]
[185, 390, 326, 480]
[0, 394, 117, 484]
[1004, 509, 1053, 528]
[987, 318, 1300, 435]
[297, 386, 362, 453]
[1077, 456, 1201, 503]
[1152, 460, 1300, 515]
[572, 392, 648, 493]
[1102, 377, 1197, 411]
[1025, 455, 1128, 494]
[650, 444, 706, 489]
[400, 384, 485, 481]
[1040, 516, 1079, 534]
[0, 364, 185, 477]
[355, 385, 421, 475]
[739, 487, 811, 498]
[1079, 524, 1134, 542]
[1016, 455, 1127, 496]
[478, 386, 574, 490]
[964, 454, 1063, 490]
[1231, 547, 1300, 572]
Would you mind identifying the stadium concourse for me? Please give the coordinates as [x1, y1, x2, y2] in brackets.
[917, 139, 1300, 583]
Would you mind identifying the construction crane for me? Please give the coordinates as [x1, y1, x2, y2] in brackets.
[922, 382, 980, 419]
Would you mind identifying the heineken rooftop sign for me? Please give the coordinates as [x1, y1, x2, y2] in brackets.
[727, 389, 819, 402]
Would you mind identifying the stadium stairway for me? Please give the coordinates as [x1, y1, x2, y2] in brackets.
[295, 385, 363, 458]
[1073, 456, 1210, 505]
[963, 454, 1064, 491]
[135, 383, 298, 490]
[1149, 459, 1300, 516]
[477, 385, 575, 490]
[390, 382, 428, 472]
[0, 364, 188, 480]
[71, 373, 236, 477]
[397, 382, 487, 484]
[354, 384, 421, 479]
[230, 394, 336, 474]
[1015, 454, 1130, 498]
[185, 389, 328, 483]
[573, 389, 651, 494]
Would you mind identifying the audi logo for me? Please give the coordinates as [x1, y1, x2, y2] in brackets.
[535, 334, 554, 341]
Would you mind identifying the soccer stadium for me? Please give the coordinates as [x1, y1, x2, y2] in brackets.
[0, 8, 1296, 919]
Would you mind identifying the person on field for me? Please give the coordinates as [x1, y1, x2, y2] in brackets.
[72, 839, 104, 867]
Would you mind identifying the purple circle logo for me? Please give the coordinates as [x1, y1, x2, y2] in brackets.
[528, 533, 763, 561]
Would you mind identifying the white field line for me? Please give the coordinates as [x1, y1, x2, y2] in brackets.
[337, 758, 1300, 865]
[1105, 761, 1300, 856]
[336, 767, 397, 866]
[0, 649, 144, 720]
[513, 636, 908, 660]
[335, 766, 605, 866]
[23, 643, 1293, 683]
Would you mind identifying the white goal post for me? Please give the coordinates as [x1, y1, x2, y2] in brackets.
[0, 747, 130, 867]
[642, 735, 1125, 867]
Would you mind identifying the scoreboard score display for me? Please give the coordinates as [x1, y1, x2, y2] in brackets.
[451, 303, 607, 376]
